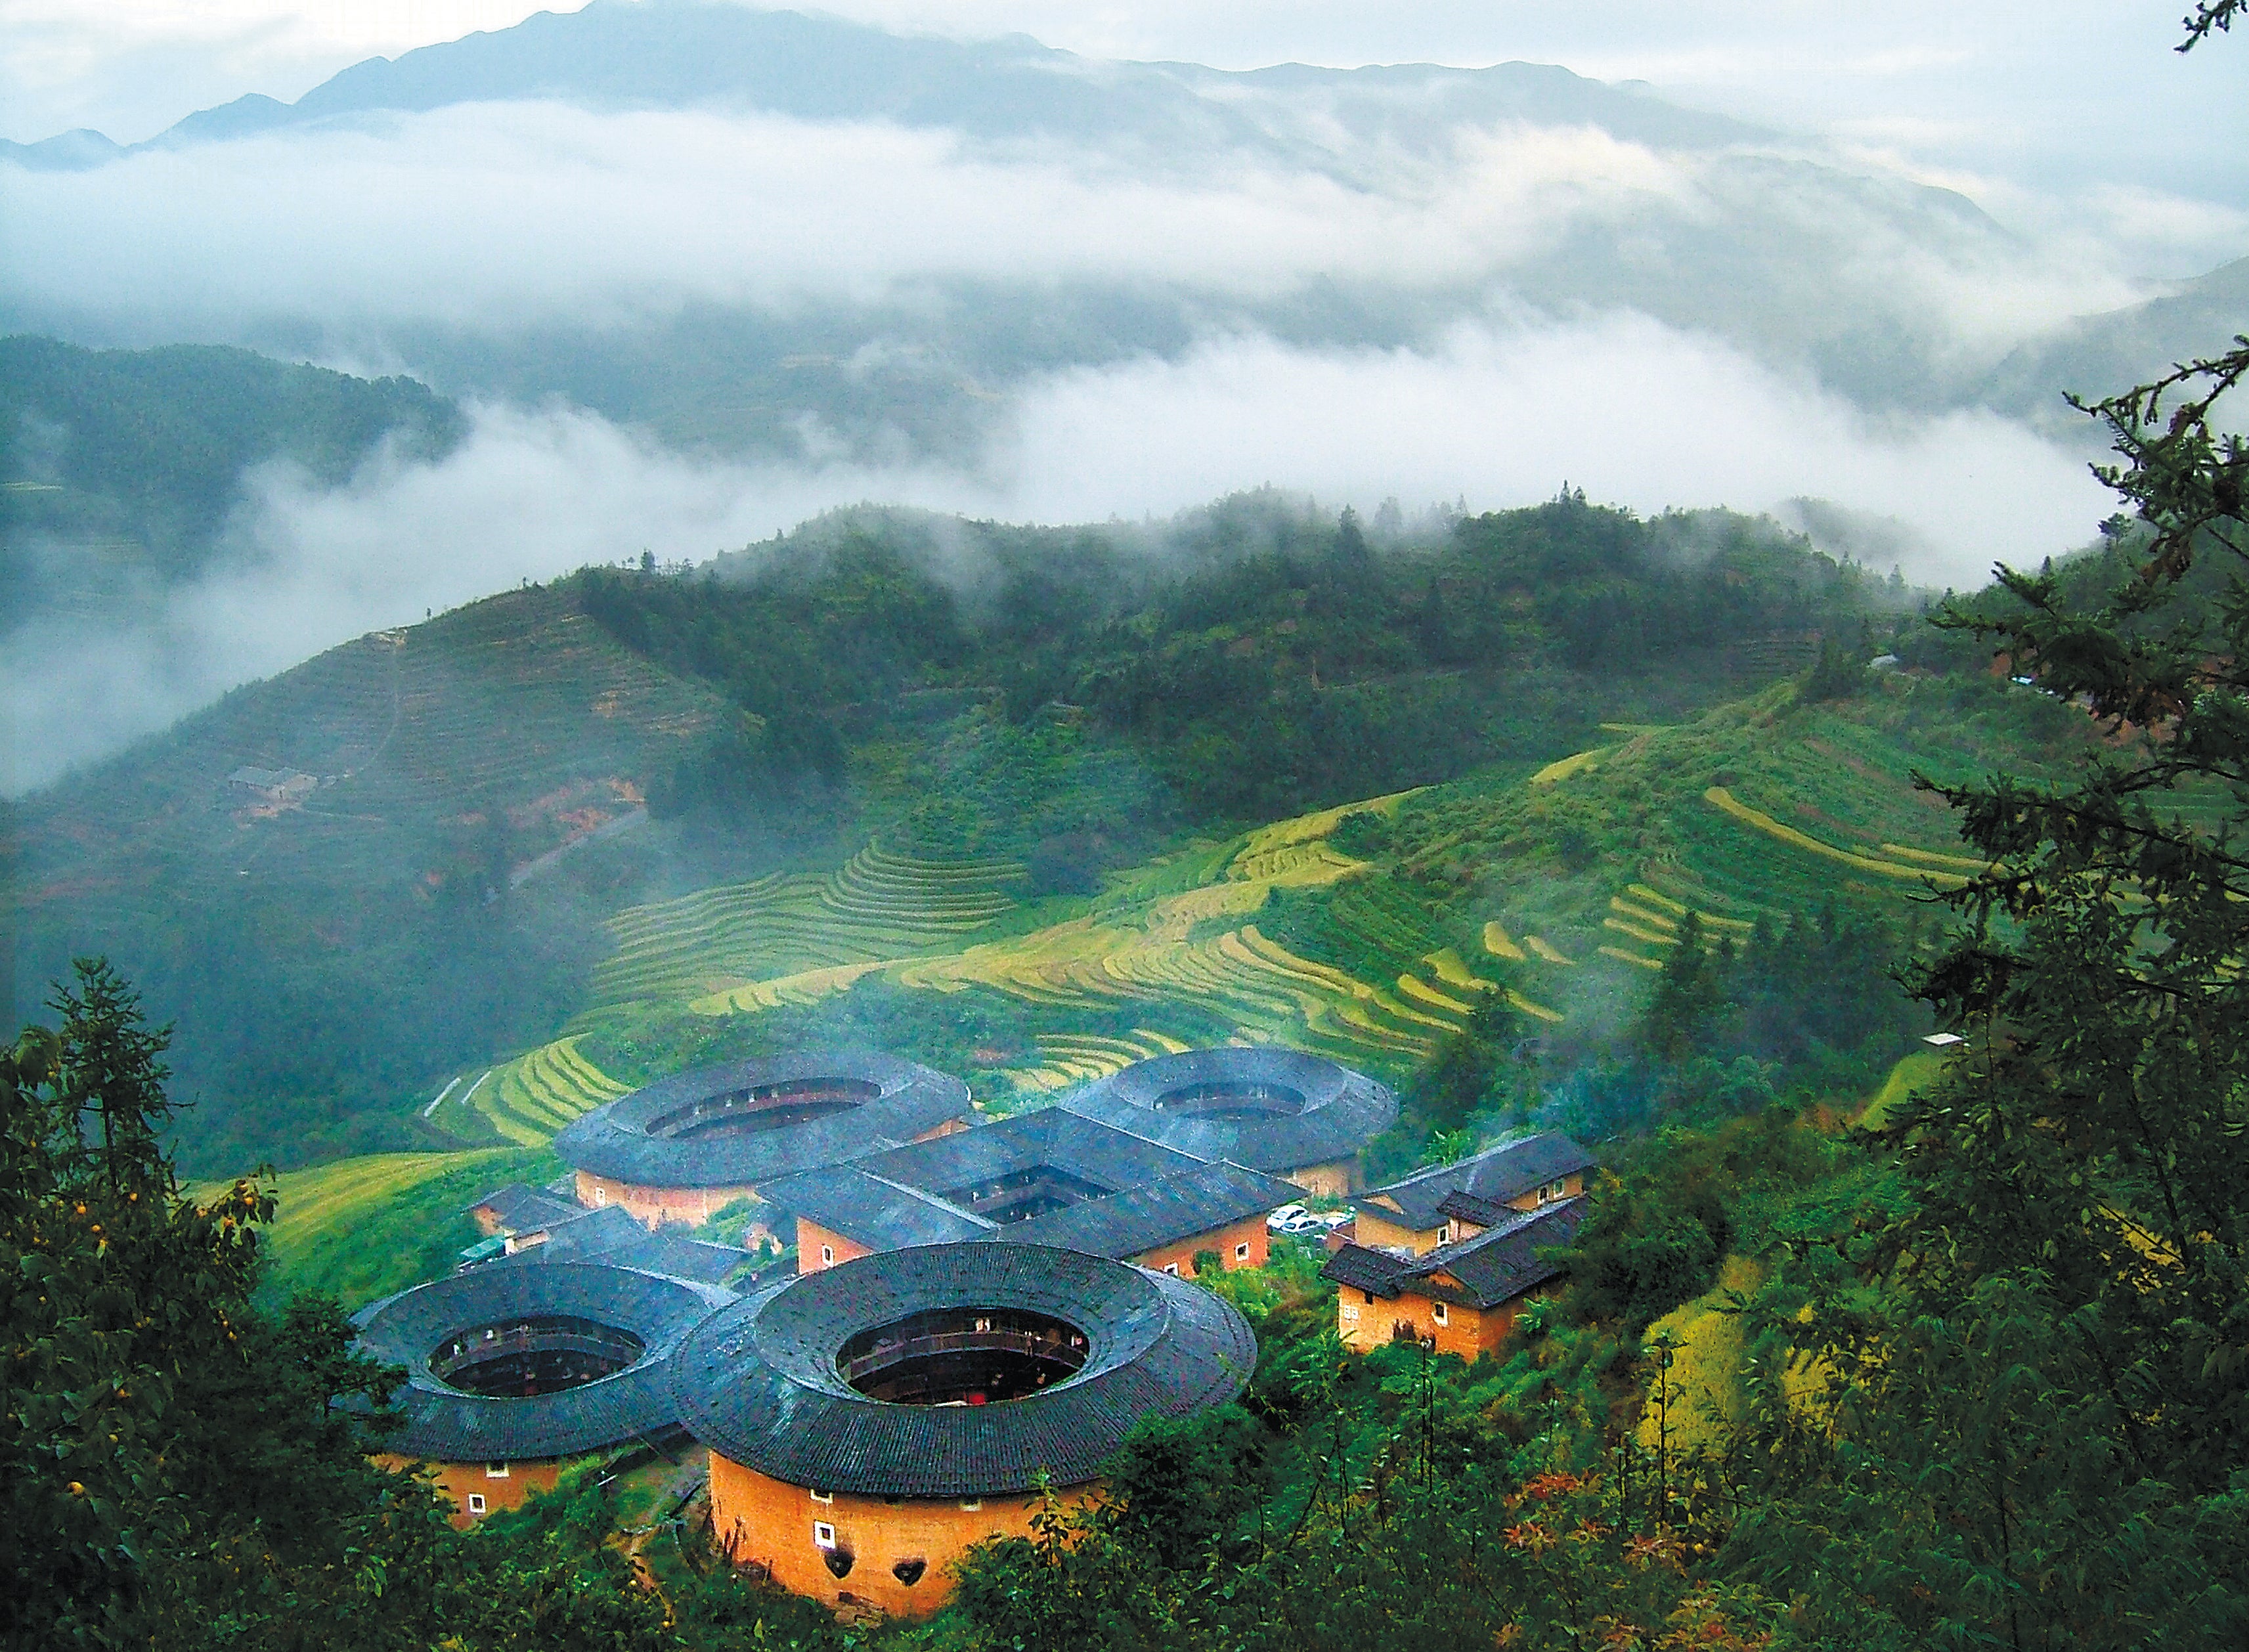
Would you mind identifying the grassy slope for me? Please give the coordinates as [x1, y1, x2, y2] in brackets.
[458, 669, 2091, 1146]
[1858, 1049, 1948, 1130]
[194, 668, 2062, 1311]
[192, 1147, 554, 1311]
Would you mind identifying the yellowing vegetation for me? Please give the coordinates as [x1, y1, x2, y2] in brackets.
[1625, 883, 1755, 932]
[1610, 897, 1678, 931]
[1599, 946, 1665, 970]
[474, 1035, 630, 1144]
[1233, 788, 1422, 858]
[1604, 917, 1681, 947]
[1481, 921, 1527, 961]
[1640, 1257, 1764, 1454]
[1529, 747, 1609, 786]
[1705, 787, 1962, 886]
[1879, 842, 1991, 872]
[1525, 935, 1577, 966]
[1426, 947, 1499, 993]
[692, 960, 890, 1016]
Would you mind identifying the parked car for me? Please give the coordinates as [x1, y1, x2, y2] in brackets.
[1265, 1204, 1309, 1232]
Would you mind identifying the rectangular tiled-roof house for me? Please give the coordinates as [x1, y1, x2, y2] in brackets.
[1322, 1196, 1587, 1360]
[759, 1109, 1301, 1277]
[1347, 1131, 1595, 1255]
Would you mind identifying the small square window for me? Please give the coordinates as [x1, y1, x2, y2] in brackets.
[1234, 1242, 1250, 1261]
[959, 1498, 982, 1512]
[1163, 1262, 1179, 1276]
[1432, 1303, 1448, 1325]
[820, 1244, 835, 1266]
[810, 1487, 833, 1504]
[813, 1521, 837, 1550]
[467, 1494, 487, 1515]
[486, 1462, 509, 1479]
[594, 1186, 606, 1205]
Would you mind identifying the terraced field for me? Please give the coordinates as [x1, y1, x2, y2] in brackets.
[593, 845, 1030, 1010]
[189, 1146, 548, 1309]
[465, 1035, 634, 1146]
[401, 678, 2068, 1155]
[1458, 691, 2057, 978]
[1001, 1028, 1194, 1094]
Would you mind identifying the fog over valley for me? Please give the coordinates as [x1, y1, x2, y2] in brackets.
[12, 11, 2249, 1649]
[3, 0, 2244, 788]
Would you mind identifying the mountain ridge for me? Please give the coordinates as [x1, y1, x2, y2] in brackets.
[3, 0, 1764, 171]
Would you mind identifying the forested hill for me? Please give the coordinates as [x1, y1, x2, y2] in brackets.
[0, 335, 462, 627]
[7, 490, 1916, 1175]
[590, 492, 1911, 827]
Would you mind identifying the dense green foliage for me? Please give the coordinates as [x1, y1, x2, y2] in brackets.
[13, 478, 1925, 1176]
[0, 963, 877, 1652]
[1, 334, 462, 622]
[583, 492, 1908, 831]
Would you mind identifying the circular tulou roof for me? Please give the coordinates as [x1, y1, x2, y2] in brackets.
[353, 1261, 735, 1463]
[668, 1242, 1257, 1498]
[1060, 1047, 1397, 1173]
[554, 1049, 971, 1189]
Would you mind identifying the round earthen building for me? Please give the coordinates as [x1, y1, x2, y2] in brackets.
[554, 1050, 972, 1230]
[668, 1241, 1255, 1619]
[1061, 1046, 1396, 1196]
[353, 1259, 733, 1524]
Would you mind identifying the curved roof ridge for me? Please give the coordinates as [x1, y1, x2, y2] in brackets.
[555, 1049, 971, 1188]
[353, 1258, 737, 1463]
[669, 1242, 1254, 1496]
[1058, 1047, 1396, 1173]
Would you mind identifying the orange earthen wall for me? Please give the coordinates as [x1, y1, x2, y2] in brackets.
[1284, 1159, 1359, 1198]
[1131, 1213, 1270, 1276]
[709, 1452, 1095, 1619]
[573, 1170, 764, 1232]
[1353, 1172, 1590, 1255]
[1334, 1288, 1533, 1360]
[374, 1452, 561, 1530]
[1353, 1209, 1442, 1255]
[1497, 1171, 1586, 1216]
[797, 1217, 873, 1273]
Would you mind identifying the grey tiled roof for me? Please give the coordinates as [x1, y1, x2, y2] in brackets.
[552, 1050, 971, 1189]
[463, 1182, 584, 1232]
[479, 1205, 753, 1286]
[1060, 1047, 1396, 1173]
[1321, 1197, 1586, 1311]
[353, 1261, 736, 1462]
[758, 1166, 996, 1250]
[1350, 1132, 1596, 1231]
[989, 1160, 1300, 1261]
[1320, 1241, 1413, 1299]
[756, 1110, 1270, 1259]
[848, 1106, 1204, 1193]
[668, 1243, 1256, 1497]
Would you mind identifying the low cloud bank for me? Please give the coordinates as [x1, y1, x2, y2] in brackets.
[0, 99, 2143, 355]
[6, 312, 2111, 793]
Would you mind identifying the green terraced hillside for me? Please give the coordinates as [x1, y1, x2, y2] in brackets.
[435, 667, 2094, 1153]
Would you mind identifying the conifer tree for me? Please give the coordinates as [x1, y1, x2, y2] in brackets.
[1729, 12, 2249, 1641]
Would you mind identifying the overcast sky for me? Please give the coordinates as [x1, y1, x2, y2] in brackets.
[4, 0, 2241, 789]
[6, 1, 2244, 258]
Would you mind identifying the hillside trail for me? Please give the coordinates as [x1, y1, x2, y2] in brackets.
[617, 1452, 711, 1594]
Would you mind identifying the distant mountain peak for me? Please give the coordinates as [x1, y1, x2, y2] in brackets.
[11, 0, 1760, 170]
